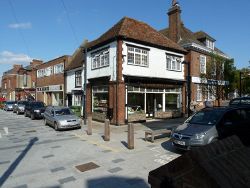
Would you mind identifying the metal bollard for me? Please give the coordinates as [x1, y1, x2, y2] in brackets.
[128, 123, 134, 149]
[87, 116, 92, 135]
[104, 119, 110, 141]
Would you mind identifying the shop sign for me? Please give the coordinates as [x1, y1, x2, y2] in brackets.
[49, 85, 62, 91]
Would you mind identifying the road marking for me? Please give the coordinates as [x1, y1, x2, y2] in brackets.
[73, 133, 120, 153]
[3, 127, 8, 135]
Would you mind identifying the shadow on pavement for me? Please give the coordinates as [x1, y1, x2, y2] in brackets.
[87, 176, 149, 188]
[0, 137, 38, 187]
[161, 140, 185, 155]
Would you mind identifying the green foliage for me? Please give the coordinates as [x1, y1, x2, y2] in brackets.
[70, 106, 81, 117]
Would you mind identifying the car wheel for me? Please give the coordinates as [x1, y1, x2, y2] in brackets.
[210, 138, 218, 144]
[54, 122, 59, 131]
[31, 113, 35, 120]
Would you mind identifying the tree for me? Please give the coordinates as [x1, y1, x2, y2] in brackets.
[200, 53, 232, 106]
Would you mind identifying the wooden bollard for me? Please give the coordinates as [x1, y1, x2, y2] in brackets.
[104, 119, 110, 141]
[87, 116, 92, 135]
[128, 123, 134, 149]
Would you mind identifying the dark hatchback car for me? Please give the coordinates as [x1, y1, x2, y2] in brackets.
[24, 101, 45, 120]
[171, 106, 250, 150]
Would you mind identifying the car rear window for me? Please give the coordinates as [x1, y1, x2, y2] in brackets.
[33, 102, 44, 108]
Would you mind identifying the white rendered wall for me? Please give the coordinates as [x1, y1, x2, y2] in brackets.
[122, 41, 185, 81]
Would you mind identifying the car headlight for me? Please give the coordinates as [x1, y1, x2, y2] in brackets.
[34, 109, 40, 113]
[194, 133, 206, 140]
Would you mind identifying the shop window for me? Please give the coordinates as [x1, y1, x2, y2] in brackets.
[165, 94, 180, 110]
[93, 86, 108, 113]
[128, 93, 145, 113]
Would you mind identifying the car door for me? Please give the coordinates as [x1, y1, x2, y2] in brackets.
[47, 109, 55, 125]
[237, 108, 250, 146]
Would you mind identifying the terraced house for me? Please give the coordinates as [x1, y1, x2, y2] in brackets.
[1, 60, 42, 101]
[160, 2, 230, 108]
[36, 55, 71, 106]
[85, 17, 187, 125]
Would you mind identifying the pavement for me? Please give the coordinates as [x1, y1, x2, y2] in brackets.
[0, 109, 185, 188]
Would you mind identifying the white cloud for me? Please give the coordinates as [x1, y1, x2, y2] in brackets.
[0, 51, 32, 65]
[8, 22, 32, 29]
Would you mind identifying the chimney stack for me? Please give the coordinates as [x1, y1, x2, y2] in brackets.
[168, 2, 182, 43]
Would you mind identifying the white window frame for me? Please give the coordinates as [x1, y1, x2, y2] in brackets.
[127, 46, 149, 67]
[196, 84, 202, 101]
[200, 55, 206, 74]
[166, 55, 182, 71]
[91, 50, 110, 69]
[206, 39, 214, 50]
[74, 95, 81, 106]
[75, 70, 82, 87]
[54, 63, 64, 74]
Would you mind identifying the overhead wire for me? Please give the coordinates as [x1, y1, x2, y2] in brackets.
[60, 0, 79, 46]
[8, 0, 30, 55]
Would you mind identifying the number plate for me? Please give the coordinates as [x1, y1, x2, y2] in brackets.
[174, 140, 185, 146]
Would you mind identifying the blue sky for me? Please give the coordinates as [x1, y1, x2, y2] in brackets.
[1, 0, 250, 79]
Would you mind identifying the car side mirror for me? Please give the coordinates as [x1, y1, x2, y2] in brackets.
[224, 121, 232, 126]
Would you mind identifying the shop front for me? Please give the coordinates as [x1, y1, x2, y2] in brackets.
[37, 84, 64, 106]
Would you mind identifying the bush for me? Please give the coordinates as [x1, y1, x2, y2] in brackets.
[70, 106, 81, 117]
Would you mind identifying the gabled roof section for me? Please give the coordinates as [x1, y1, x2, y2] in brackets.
[194, 31, 216, 42]
[87, 17, 186, 53]
[65, 48, 84, 71]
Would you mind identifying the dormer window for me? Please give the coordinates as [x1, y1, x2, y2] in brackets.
[206, 39, 214, 50]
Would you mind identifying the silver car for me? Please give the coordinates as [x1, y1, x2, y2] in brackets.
[13, 101, 28, 114]
[3, 101, 16, 111]
[171, 107, 226, 150]
[43, 106, 81, 131]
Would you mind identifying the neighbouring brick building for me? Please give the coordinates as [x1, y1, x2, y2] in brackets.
[1, 60, 43, 101]
[36, 55, 71, 106]
[160, 2, 230, 109]
[85, 17, 187, 125]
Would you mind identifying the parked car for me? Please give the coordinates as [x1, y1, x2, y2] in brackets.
[171, 106, 250, 150]
[13, 100, 29, 114]
[43, 106, 81, 131]
[3, 101, 16, 111]
[24, 101, 45, 119]
[229, 97, 250, 106]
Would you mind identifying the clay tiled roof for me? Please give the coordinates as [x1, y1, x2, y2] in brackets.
[193, 31, 216, 42]
[159, 25, 228, 57]
[65, 48, 84, 71]
[87, 17, 186, 54]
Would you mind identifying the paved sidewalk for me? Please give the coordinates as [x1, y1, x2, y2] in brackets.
[0, 109, 183, 188]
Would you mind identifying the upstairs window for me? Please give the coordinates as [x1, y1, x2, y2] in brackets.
[54, 63, 64, 74]
[196, 84, 202, 101]
[92, 50, 109, 69]
[23, 74, 27, 87]
[166, 55, 182, 71]
[206, 40, 214, 50]
[37, 69, 45, 78]
[75, 70, 82, 87]
[200, 55, 206, 74]
[127, 46, 149, 67]
[45, 66, 53, 76]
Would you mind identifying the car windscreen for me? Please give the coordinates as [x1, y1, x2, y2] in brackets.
[189, 110, 224, 125]
[55, 108, 72, 116]
[6, 101, 15, 104]
[18, 101, 28, 105]
[33, 102, 44, 108]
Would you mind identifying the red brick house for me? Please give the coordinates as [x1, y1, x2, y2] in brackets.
[36, 55, 71, 106]
[160, 2, 230, 109]
[1, 60, 42, 101]
[86, 17, 187, 125]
